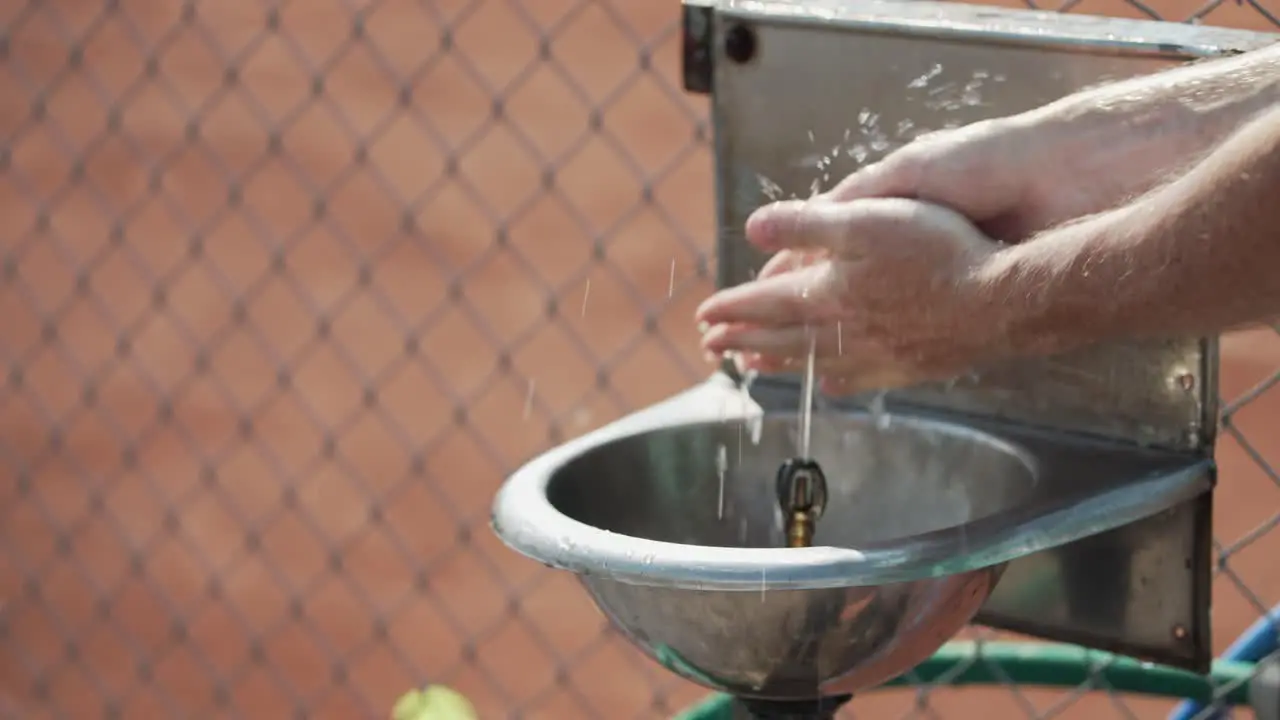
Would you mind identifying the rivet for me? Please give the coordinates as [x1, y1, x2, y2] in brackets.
[1172, 624, 1188, 641]
[724, 23, 758, 65]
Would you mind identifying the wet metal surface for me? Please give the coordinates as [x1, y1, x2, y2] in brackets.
[492, 377, 1213, 693]
[708, 0, 1262, 450]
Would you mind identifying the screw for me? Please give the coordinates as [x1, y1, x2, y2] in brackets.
[724, 23, 757, 64]
[1172, 624, 1188, 641]
[1176, 372, 1196, 392]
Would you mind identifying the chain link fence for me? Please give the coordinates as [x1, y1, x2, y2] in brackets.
[1, 0, 1278, 718]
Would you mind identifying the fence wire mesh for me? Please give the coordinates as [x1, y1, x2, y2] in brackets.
[0, 0, 1278, 718]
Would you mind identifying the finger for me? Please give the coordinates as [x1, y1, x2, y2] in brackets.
[746, 197, 929, 257]
[745, 198, 858, 255]
[694, 264, 838, 327]
[756, 248, 814, 279]
[740, 354, 800, 374]
[755, 249, 801, 280]
[700, 322, 843, 362]
[726, 331, 867, 371]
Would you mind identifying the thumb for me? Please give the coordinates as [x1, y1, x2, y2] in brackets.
[746, 197, 926, 257]
[745, 198, 858, 255]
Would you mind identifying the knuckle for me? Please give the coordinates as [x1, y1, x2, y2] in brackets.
[788, 202, 819, 238]
[784, 199, 826, 239]
[795, 201, 844, 247]
[846, 198, 919, 238]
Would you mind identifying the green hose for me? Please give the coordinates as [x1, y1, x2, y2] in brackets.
[671, 641, 1256, 720]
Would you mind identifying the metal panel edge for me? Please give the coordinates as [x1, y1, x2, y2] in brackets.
[717, 0, 1277, 59]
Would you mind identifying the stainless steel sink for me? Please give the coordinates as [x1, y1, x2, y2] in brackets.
[492, 377, 1212, 699]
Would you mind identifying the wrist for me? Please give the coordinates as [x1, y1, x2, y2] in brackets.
[964, 210, 1136, 362]
[1022, 97, 1200, 213]
[1026, 51, 1280, 201]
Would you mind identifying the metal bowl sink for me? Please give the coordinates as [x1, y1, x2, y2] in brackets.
[491, 378, 1214, 699]
[556, 413, 1024, 698]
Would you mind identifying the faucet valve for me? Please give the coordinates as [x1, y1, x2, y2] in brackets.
[775, 457, 829, 548]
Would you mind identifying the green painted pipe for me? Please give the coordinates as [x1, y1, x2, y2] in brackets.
[671, 641, 1256, 720]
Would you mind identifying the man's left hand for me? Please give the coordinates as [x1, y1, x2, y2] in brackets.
[696, 196, 1008, 395]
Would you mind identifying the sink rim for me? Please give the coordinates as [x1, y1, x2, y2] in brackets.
[490, 378, 1213, 591]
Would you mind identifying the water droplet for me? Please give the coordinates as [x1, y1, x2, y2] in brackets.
[716, 444, 728, 520]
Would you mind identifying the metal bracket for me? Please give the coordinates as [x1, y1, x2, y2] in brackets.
[682, 0, 715, 94]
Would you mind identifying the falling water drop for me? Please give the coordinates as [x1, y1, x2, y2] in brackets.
[716, 444, 728, 520]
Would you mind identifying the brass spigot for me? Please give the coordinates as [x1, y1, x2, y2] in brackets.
[775, 457, 829, 548]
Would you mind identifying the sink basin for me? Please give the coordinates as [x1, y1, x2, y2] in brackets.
[491, 377, 1213, 699]
[548, 413, 1035, 553]
[551, 412, 1024, 697]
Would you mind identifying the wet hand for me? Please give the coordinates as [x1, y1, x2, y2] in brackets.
[696, 196, 1006, 395]
[827, 115, 1116, 242]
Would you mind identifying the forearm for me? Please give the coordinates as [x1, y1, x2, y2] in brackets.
[980, 102, 1280, 354]
[1023, 43, 1280, 203]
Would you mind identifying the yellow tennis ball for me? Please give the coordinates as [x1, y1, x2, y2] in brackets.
[391, 685, 478, 720]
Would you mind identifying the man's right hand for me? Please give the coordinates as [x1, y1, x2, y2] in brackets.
[751, 107, 1146, 283]
[821, 115, 1104, 242]
[818, 42, 1280, 243]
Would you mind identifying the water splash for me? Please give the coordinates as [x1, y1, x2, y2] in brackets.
[907, 63, 944, 89]
[912, 67, 1007, 112]
[716, 443, 728, 520]
[739, 367, 762, 446]
[760, 65, 1009, 208]
[758, 174, 786, 201]
[799, 331, 818, 459]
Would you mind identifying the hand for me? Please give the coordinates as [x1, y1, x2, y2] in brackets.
[828, 104, 1192, 243]
[829, 44, 1280, 243]
[696, 197, 1007, 395]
